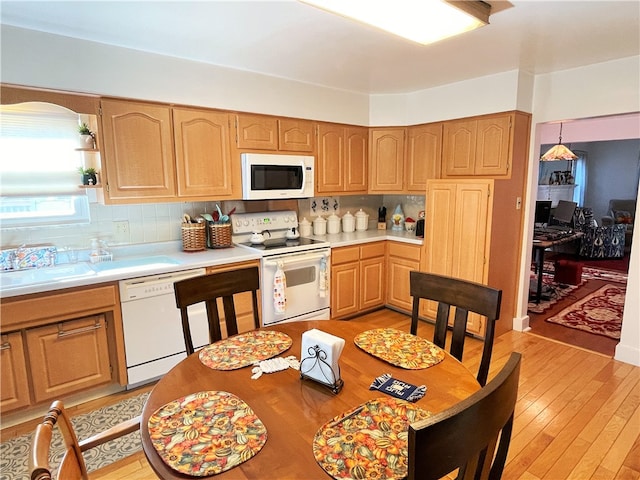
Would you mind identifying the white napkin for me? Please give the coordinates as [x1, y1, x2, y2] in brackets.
[301, 329, 345, 385]
[274, 260, 286, 313]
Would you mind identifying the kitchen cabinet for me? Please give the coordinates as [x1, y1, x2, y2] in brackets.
[442, 112, 513, 177]
[386, 241, 422, 313]
[0, 283, 126, 414]
[422, 180, 493, 336]
[0, 331, 30, 413]
[26, 314, 111, 403]
[331, 242, 385, 319]
[206, 260, 261, 335]
[101, 99, 239, 203]
[405, 123, 443, 192]
[235, 113, 315, 153]
[368, 128, 406, 193]
[316, 123, 368, 194]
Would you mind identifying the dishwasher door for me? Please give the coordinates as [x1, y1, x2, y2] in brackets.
[120, 268, 209, 387]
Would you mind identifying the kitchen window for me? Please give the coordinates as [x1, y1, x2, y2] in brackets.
[0, 102, 90, 228]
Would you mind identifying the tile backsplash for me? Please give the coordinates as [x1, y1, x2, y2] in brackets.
[0, 195, 425, 252]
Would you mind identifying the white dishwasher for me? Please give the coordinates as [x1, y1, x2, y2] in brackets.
[119, 268, 209, 388]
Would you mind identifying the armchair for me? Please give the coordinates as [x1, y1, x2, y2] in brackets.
[601, 199, 635, 251]
[574, 207, 626, 258]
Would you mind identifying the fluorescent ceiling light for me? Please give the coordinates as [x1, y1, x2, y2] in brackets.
[300, 0, 491, 45]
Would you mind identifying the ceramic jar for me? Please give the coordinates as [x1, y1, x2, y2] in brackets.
[327, 213, 341, 234]
[342, 211, 355, 233]
[355, 209, 369, 231]
[313, 216, 327, 235]
[299, 217, 312, 237]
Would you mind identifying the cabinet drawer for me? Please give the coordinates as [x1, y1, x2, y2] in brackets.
[387, 242, 421, 261]
[332, 246, 360, 265]
[360, 242, 385, 259]
[26, 315, 111, 403]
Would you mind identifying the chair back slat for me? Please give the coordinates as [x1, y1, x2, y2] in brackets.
[174, 266, 261, 354]
[408, 352, 521, 480]
[410, 271, 502, 386]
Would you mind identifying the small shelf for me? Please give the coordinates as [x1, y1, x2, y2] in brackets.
[75, 147, 99, 152]
[78, 184, 102, 189]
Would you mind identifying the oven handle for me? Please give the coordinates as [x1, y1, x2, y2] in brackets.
[263, 251, 330, 268]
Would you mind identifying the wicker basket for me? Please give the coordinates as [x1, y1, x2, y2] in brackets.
[208, 222, 232, 248]
[181, 222, 207, 251]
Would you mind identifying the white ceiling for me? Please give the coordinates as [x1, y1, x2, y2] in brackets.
[1, 1, 639, 95]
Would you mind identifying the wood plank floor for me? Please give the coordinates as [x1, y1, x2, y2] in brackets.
[6, 309, 639, 479]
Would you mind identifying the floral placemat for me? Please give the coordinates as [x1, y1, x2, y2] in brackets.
[313, 397, 431, 479]
[354, 328, 445, 369]
[148, 391, 267, 476]
[199, 330, 292, 370]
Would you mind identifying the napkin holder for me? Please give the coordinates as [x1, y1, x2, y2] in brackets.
[300, 329, 345, 394]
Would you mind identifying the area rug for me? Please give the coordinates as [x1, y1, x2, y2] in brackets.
[543, 261, 628, 284]
[545, 284, 626, 339]
[0, 392, 148, 480]
[528, 272, 584, 314]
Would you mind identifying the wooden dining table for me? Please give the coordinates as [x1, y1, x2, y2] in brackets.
[140, 320, 481, 479]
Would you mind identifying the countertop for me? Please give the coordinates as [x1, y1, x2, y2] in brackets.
[0, 230, 422, 299]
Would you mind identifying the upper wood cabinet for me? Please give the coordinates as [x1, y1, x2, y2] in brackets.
[316, 123, 367, 194]
[442, 112, 513, 177]
[369, 128, 406, 193]
[235, 113, 315, 153]
[101, 99, 240, 203]
[405, 123, 443, 192]
[173, 107, 235, 198]
[101, 99, 176, 202]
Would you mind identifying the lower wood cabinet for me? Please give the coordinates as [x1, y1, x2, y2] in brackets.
[386, 242, 421, 313]
[0, 331, 31, 413]
[26, 314, 112, 403]
[331, 242, 385, 319]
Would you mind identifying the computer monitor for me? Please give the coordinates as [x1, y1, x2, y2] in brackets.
[552, 200, 577, 226]
[534, 200, 552, 226]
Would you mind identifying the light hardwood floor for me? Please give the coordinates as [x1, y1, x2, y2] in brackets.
[7, 309, 639, 479]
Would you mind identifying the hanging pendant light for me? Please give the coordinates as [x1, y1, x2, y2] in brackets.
[540, 123, 578, 161]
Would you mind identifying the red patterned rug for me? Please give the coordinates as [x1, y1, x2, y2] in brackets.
[527, 272, 584, 314]
[545, 284, 626, 339]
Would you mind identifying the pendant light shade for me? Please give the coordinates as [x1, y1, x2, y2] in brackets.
[540, 123, 577, 161]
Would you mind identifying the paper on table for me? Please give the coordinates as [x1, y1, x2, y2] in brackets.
[301, 328, 345, 385]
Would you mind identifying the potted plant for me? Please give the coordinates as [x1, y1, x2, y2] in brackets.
[78, 122, 96, 149]
[78, 166, 98, 185]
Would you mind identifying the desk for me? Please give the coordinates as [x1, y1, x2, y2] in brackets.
[141, 320, 480, 479]
[531, 232, 582, 303]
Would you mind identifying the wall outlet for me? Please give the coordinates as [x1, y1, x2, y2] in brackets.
[114, 220, 129, 242]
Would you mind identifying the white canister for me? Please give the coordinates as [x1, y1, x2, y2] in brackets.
[313, 216, 327, 236]
[299, 217, 312, 237]
[342, 211, 355, 233]
[327, 213, 341, 234]
[355, 209, 369, 231]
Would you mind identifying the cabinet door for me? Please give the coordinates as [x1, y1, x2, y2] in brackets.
[0, 331, 31, 413]
[331, 262, 359, 318]
[316, 123, 345, 194]
[386, 242, 421, 313]
[279, 118, 314, 152]
[442, 119, 476, 177]
[174, 108, 235, 198]
[101, 99, 176, 201]
[369, 128, 405, 192]
[475, 114, 511, 176]
[345, 126, 368, 192]
[406, 123, 442, 192]
[235, 114, 278, 150]
[360, 257, 385, 311]
[26, 315, 111, 403]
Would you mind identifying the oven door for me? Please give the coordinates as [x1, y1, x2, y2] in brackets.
[261, 249, 330, 325]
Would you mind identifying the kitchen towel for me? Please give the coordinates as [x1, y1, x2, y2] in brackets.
[318, 256, 328, 298]
[369, 373, 427, 402]
[274, 261, 286, 313]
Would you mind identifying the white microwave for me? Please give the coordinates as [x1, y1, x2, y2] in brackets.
[241, 153, 315, 200]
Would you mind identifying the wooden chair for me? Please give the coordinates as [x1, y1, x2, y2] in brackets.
[29, 400, 140, 480]
[410, 271, 502, 386]
[408, 352, 521, 480]
[174, 266, 260, 355]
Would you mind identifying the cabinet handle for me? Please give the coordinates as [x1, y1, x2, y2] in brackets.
[0, 342, 10, 351]
[57, 321, 102, 338]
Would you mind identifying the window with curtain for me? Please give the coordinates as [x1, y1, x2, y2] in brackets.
[0, 102, 90, 228]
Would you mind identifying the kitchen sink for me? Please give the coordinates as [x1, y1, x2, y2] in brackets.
[0, 263, 96, 288]
[89, 255, 182, 275]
